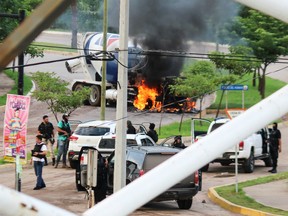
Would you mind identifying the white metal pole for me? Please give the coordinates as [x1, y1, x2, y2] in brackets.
[114, 0, 129, 192]
[84, 85, 288, 216]
[235, 144, 238, 193]
[235, 0, 288, 24]
[0, 185, 77, 216]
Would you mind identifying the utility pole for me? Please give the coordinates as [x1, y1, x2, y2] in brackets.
[0, 9, 25, 95]
[18, 10, 25, 96]
[100, 0, 108, 120]
[114, 0, 129, 192]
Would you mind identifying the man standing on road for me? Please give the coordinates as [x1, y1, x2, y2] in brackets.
[38, 115, 55, 166]
[31, 135, 47, 190]
[55, 114, 71, 168]
[268, 122, 282, 173]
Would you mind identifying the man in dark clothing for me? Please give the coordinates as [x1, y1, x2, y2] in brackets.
[172, 136, 186, 149]
[38, 115, 55, 166]
[55, 114, 71, 168]
[127, 120, 136, 134]
[147, 123, 158, 143]
[268, 122, 282, 173]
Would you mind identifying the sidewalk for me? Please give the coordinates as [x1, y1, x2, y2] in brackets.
[208, 179, 288, 215]
[0, 72, 14, 96]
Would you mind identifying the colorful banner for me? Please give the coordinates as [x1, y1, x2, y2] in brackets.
[3, 94, 30, 162]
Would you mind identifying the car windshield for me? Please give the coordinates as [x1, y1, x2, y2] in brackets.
[99, 139, 137, 149]
[74, 126, 110, 136]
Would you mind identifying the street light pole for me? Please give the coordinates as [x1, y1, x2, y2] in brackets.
[18, 9, 25, 96]
[114, 0, 129, 192]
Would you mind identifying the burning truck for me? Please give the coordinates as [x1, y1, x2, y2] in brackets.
[65, 32, 196, 112]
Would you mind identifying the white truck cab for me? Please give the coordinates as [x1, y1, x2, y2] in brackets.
[192, 117, 272, 173]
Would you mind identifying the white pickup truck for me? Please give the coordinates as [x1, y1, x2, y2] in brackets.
[192, 117, 272, 173]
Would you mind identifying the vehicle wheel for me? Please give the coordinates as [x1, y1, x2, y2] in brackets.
[263, 155, 273, 167]
[177, 198, 193, 210]
[243, 150, 255, 173]
[69, 159, 77, 169]
[89, 85, 101, 106]
[74, 83, 89, 105]
[200, 164, 209, 172]
[220, 162, 231, 166]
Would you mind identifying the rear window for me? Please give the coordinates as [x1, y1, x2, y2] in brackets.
[99, 139, 137, 149]
[143, 154, 175, 171]
[74, 126, 110, 136]
[210, 123, 224, 132]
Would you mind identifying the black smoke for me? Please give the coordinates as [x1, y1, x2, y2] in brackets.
[108, 0, 239, 87]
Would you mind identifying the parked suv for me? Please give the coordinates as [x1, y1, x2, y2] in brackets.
[106, 146, 200, 209]
[69, 125, 155, 169]
[68, 120, 116, 168]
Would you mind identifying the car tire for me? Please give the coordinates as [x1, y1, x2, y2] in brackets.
[263, 155, 273, 167]
[243, 150, 255, 173]
[69, 159, 77, 169]
[177, 198, 193, 210]
[89, 85, 101, 106]
[200, 164, 209, 172]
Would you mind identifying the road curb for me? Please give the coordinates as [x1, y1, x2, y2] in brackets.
[208, 186, 278, 216]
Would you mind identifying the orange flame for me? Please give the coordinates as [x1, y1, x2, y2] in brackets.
[133, 80, 162, 111]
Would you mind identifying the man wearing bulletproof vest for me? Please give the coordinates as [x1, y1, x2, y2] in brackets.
[31, 135, 47, 190]
[55, 114, 71, 168]
[38, 115, 55, 166]
[268, 122, 282, 173]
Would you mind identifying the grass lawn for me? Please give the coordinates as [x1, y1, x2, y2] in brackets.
[210, 74, 286, 109]
[31, 42, 77, 53]
[0, 70, 33, 106]
[215, 172, 288, 215]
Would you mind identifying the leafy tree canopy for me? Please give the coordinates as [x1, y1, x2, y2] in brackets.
[32, 72, 90, 122]
[170, 61, 238, 99]
[217, 7, 288, 98]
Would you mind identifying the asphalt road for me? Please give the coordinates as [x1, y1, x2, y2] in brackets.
[0, 31, 287, 215]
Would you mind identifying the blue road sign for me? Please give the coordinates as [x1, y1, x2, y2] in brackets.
[221, 84, 248, 91]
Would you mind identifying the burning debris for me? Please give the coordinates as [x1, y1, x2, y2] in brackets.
[132, 77, 198, 113]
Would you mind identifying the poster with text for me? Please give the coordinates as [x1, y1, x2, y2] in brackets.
[3, 94, 31, 163]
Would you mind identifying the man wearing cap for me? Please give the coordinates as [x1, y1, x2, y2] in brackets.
[55, 114, 71, 168]
[38, 115, 55, 166]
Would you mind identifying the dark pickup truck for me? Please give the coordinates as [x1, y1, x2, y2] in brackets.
[76, 146, 200, 209]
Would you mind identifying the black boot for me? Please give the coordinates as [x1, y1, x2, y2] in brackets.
[44, 157, 48, 166]
[52, 158, 55, 166]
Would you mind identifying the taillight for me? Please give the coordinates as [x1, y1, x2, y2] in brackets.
[239, 141, 244, 150]
[69, 151, 75, 156]
[69, 136, 78, 141]
[194, 138, 198, 142]
[80, 155, 84, 165]
[139, 169, 145, 176]
[194, 171, 199, 185]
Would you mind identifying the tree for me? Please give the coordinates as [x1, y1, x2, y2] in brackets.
[32, 72, 90, 122]
[209, 45, 261, 86]
[0, 0, 43, 62]
[0, 0, 42, 40]
[219, 7, 288, 98]
[170, 61, 237, 114]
